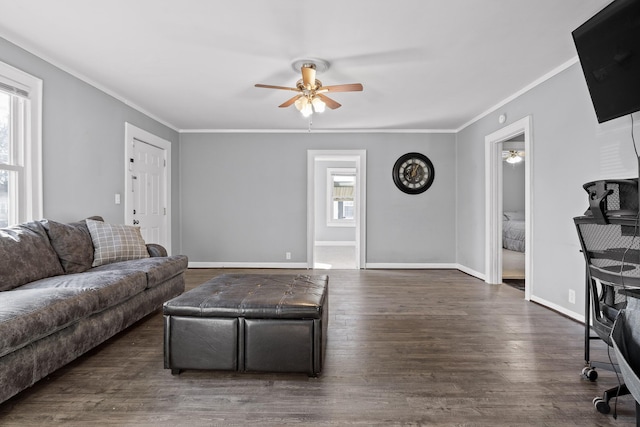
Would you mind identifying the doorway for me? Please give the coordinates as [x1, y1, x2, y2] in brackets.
[501, 136, 526, 290]
[124, 123, 172, 253]
[485, 116, 532, 300]
[307, 150, 366, 269]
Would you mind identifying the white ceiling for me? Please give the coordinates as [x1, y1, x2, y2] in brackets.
[0, 0, 610, 132]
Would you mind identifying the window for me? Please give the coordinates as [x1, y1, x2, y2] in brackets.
[0, 61, 42, 227]
[327, 168, 356, 227]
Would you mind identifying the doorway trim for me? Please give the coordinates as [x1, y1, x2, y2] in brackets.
[307, 150, 366, 269]
[124, 122, 172, 254]
[485, 116, 533, 300]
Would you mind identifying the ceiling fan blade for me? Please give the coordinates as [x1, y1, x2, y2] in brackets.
[301, 66, 316, 89]
[319, 83, 363, 93]
[316, 93, 341, 109]
[255, 84, 300, 92]
[279, 95, 302, 108]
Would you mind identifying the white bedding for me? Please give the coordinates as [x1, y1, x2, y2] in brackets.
[503, 211, 525, 252]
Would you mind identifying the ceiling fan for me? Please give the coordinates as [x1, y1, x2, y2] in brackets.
[255, 60, 363, 117]
[502, 150, 525, 164]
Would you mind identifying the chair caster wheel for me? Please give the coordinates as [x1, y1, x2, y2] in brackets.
[593, 396, 610, 414]
[582, 367, 598, 381]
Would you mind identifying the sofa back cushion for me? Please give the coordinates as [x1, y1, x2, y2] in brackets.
[41, 216, 104, 274]
[0, 221, 64, 291]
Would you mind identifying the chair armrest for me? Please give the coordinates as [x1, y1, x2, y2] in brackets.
[146, 243, 168, 257]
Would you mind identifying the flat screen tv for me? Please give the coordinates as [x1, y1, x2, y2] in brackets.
[572, 0, 640, 123]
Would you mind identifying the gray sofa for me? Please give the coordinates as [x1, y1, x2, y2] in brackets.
[0, 216, 188, 403]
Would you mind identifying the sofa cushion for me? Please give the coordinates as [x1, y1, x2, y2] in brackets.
[21, 270, 148, 312]
[41, 216, 104, 274]
[0, 287, 100, 358]
[0, 221, 64, 291]
[86, 219, 149, 267]
[91, 255, 189, 289]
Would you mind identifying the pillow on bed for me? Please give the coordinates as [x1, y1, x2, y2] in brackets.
[86, 219, 149, 267]
[504, 211, 525, 221]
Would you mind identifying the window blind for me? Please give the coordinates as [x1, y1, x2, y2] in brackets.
[0, 80, 29, 99]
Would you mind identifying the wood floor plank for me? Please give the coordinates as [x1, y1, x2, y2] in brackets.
[0, 268, 636, 426]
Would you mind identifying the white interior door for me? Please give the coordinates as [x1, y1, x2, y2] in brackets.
[132, 139, 165, 244]
[124, 123, 172, 253]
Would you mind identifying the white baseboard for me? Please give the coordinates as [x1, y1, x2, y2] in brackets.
[189, 262, 309, 269]
[530, 295, 584, 323]
[365, 262, 459, 270]
[189, 261, 482, 275]
[314, 241, 356, 246]
[455, 264, 486, 281]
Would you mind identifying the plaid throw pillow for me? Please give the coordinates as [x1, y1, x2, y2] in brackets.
[86, 219, 149, 267]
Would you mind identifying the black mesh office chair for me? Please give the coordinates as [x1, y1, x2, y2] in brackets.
[586, 269, 631, 413]
[575, 179, 640, 415]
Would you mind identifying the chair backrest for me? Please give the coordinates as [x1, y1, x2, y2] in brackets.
[575, 216, 640, 288]
[575, 215, 640, 344]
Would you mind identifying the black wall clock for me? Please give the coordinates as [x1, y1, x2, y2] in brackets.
[392, 152, 435, 194]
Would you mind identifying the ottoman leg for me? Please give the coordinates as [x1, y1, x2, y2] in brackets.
[171, 368, 182, 376]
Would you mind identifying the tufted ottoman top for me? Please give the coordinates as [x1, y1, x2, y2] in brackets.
[163, 274, 328, 319]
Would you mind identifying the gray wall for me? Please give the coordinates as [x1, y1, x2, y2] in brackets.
[503, 160, 525, 213]
[0, 37, 182, 254]
[9, 31, 634, 319]
[456, 61, 640, 317]
[179, 132, 456, 264]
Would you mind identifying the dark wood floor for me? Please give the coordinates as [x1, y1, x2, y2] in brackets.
[0, 268, 636, 426]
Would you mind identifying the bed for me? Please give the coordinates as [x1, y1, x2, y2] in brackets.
[503, 211, 525, 252]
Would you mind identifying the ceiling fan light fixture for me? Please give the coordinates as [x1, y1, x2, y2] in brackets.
[505, 151, 523, 164]
[311, 96, 326, 113]
[255, 58, 362, 120]
[295, 96, 308, 111]
[295, 97, 313, 117]
[301, 103, 313, 118]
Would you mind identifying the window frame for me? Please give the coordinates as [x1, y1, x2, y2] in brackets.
[326, 167, 356, 228]
[0, 61, 43, 226]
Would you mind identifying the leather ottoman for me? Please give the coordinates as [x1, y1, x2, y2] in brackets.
[163, 274, 328, 376]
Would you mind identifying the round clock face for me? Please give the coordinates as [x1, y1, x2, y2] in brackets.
[392, 152, 435, 194]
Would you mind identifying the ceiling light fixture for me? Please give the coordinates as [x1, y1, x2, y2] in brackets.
[255, 58, 363, 119]
[293, 89, 326, 117]
[292, 63, 327, 118]
[505, 150, 523, 164]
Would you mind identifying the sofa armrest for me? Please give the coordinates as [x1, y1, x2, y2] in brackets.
[146, 243, 168, 257]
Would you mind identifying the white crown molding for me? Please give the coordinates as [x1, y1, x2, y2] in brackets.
[456, 56, 579, 133]
[2, 31, 579, 136]
[178, 128, 458, 134]
[0, 31, 180, 132]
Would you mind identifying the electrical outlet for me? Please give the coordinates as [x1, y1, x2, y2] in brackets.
[568, 289, 576, 304]
[285, 252, 291, 260]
